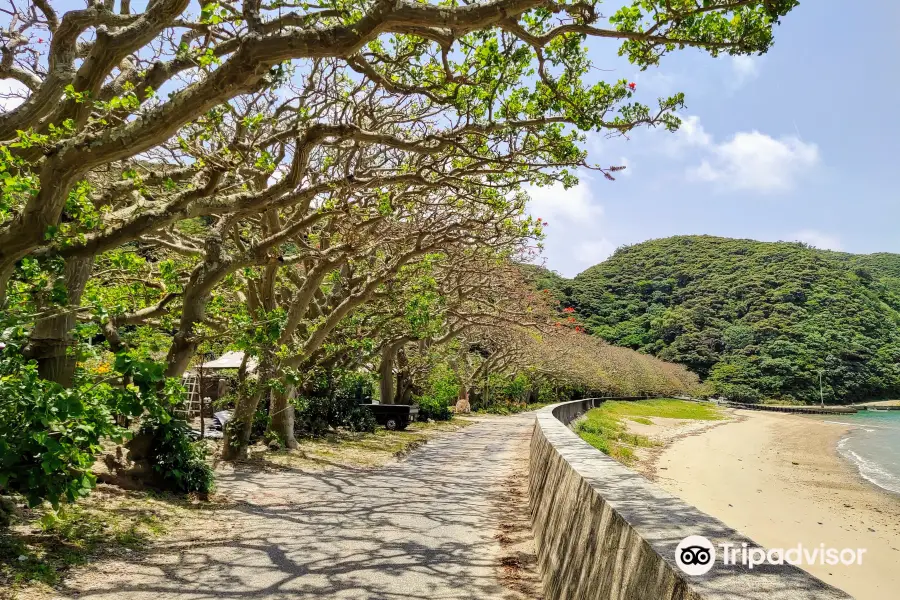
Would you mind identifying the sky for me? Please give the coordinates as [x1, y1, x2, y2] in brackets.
[529, 1, 900, 277]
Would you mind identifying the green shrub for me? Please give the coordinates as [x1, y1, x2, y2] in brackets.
[500, 373, 529, 403]
[717, 383, 762, 403]
[0, 343, 181, 509]
[252, 403, 269, 438]
[293, 389, 376, 437]
[424, 365, 459, 406]
[138, 418, 215, 494]
[416, 396, 452, 421]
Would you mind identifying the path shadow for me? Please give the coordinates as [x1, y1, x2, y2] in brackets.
[54, 416, 533, 600]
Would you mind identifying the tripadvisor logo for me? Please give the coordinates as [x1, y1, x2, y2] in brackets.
[675, 535, 867, 576]
[675, 535, 716, 576]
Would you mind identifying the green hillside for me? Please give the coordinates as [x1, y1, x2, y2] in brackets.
[557, 236, 900, 404]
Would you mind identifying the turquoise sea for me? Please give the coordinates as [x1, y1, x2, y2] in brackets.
[831, 410, 900, 495]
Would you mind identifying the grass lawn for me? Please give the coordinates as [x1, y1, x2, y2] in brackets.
[575, 399, 723, 465]
[474, 401, 552, 415]
[244, 418, 475, 470]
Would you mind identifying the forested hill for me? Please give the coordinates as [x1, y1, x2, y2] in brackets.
[542, 236, 900, 404]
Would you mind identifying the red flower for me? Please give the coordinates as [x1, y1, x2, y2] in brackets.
[566, 316, 576, 323]
[37, 38, 44, 43]
[575, 326, 585, 334]
[563, 307, 575, 313]
[628, 82, 636, 90]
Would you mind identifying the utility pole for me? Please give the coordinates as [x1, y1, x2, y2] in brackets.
[819, 369, 824, 408]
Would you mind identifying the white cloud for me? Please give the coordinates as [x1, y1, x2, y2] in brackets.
[788, 230, 842, 251]
[526, 180, 613, 277]
[0, 79, 29, 112]
[622, 113, 820, 194]
[526, 180, 603, 224]
[684, 125, 819, 193]
[659, 115, 712, 156]
[730, 56, 760, 89]
[678, 115, 713, 146]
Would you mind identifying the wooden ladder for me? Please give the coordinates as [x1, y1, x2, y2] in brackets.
[177, 373, 201, 418]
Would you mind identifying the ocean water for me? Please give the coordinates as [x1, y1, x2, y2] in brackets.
[832, 410, 900, 495]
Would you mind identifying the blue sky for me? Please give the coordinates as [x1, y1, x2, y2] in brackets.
[529, 1, 900, 277]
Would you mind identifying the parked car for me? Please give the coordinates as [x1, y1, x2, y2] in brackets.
[360, 404, 419, 430]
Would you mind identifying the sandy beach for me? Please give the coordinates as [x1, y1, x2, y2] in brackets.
[645, 409, 900, 600]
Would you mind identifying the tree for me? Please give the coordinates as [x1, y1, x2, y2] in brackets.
[369, 256, 554, 405]
[0, 0, 799, 484]
[220, 181, 543, 455]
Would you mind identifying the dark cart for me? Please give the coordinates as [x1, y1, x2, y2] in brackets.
[361, 404, 419, 430]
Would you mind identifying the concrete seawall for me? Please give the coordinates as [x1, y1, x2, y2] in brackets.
[528, 398, 853, 600]
[721, 402, 858, 415]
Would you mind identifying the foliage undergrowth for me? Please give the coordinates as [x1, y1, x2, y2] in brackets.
[0, 341, 187, 509]
[292, 373, 377, 437]
[138, 418, 215, 494]
[575, 399, 722, 465]
[415, 396, 452, 421]
[475, 401, 552, 415]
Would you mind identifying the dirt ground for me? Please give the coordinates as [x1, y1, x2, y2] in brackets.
[622, 413, 735, 479]
[492, 431, 544, 600]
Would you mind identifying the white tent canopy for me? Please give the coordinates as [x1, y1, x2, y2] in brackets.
[199, 351, 257, 372]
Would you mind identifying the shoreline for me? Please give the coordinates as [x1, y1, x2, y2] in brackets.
[828, 416, 900, 496]
[641, 409, 900, 600]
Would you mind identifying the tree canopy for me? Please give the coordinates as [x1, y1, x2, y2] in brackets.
[0, 0, 796, 507]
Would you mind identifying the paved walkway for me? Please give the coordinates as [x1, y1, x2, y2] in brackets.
[60, 415, 535, 600]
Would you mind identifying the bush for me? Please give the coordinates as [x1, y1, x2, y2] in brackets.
[0, 344, 181, 509]
[717, 383, 762, 403]
[138, 418, 215, 494]
[424, 365, 459, 406]
[475, 400, 547, 415]
[293, 389, 376, 437]
[416, 396, 452, 421]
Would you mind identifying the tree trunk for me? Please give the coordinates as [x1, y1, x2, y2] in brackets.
[379, 344, 396, 404]
[26, 256, 94, 386]
[378, 338, 412, 404]
[222, 356, 271, 460]
[164, 230, 230, 379]
[164, 280, 209, 378]
[164, 266, 222, 378]
[0, 262, 13, 310]
[395, 348, 411, 404]
[267, 386, 298, 449]
[221, 386, 265, 460]
[455, 387, 471, 413]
